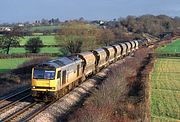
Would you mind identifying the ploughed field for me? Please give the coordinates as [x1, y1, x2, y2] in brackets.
[151, 39, 180, 121]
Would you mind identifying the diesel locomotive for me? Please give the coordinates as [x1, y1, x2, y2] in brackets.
[31, 39, 148, 101]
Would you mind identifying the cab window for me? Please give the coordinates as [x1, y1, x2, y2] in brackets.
[34, 69, 44, 79]
[57, 71, 61, 79]
[33, 69, 55, 80]
[62, 70, 66, 85]
[44, 71, 55, 80]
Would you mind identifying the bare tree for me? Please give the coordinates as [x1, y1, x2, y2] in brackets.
[56, 21, 99, 54]
[97, 29, 115, 46]
[0, 26, 23, 54]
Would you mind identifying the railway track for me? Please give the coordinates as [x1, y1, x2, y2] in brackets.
[0, 88, 57, 121]
[1, 100, 56, 122]
[0, 88, 31, 103]
[0, 88, 31, 112]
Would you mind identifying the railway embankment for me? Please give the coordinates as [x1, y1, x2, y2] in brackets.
[66, 48, 155, 122]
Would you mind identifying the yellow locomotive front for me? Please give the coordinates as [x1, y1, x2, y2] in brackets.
[31, 56, 83, 101]
[31, 64, 58, 101]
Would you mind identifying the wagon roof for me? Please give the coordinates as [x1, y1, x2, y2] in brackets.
[93, 48, 105, 52]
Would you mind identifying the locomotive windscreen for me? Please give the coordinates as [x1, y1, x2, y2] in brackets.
[33, 69, 56, 80]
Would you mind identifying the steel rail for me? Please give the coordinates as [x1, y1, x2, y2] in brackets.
[0, 88, 31, 104]
[20, 100, 57, 122]
[1, 101, 37, 122]
[0, 94, 31, 113]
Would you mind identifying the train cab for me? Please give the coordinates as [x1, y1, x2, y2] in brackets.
[31, 56, 83, 101]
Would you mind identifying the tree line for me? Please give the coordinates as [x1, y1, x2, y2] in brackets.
[0, 14, 180, 55]
[106, 15, 180, 40]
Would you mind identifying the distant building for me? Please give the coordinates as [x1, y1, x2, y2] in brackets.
[18, 23, 24, 27]
[0, 27, 12, 32]
[99, 21, 105, 25]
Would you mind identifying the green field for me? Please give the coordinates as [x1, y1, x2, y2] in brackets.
[151, 39, 180, 121]
[19, 35, 57, 45]
[156, 39, 180, 53]
[0, 58, 31, 73]
[151, 58, 180, 121]
[8, 47, 61, 54]
[30, 25, 60, 32]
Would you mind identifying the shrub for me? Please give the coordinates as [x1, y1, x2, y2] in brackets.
[25, 37, 44, 53]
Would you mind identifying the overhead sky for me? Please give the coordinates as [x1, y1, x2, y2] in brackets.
[0, 0, 180, 23]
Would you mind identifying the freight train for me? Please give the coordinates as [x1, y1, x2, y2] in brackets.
[31, 39, 149, 101]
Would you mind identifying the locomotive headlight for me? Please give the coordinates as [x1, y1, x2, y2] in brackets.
[52, 87, 55, 90]
[32, 86, 35, 89]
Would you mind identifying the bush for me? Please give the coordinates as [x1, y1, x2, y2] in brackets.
[25, 37, 44, 53]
